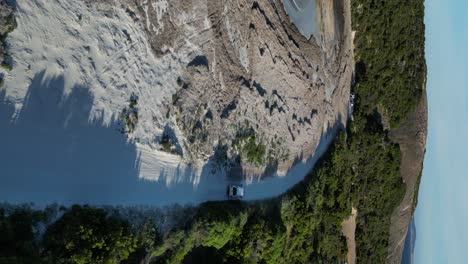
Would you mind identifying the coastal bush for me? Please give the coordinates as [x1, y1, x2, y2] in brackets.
[352, 0, 426, 127]
[234, 128, 266, 166]
[0, 207, 45, 264]
[0, 60, 12, 71]
[43, 205, 138, 264]
[151, 202, 249, 264]
[119, 93, 139, 134]
[350, 0, 425, 261]
[1, 10, 17, 73]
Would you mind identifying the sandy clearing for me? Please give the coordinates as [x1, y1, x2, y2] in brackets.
[342, 207, 357, 264]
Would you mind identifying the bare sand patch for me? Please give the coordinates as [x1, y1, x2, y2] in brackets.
[342, 207, 357, 264]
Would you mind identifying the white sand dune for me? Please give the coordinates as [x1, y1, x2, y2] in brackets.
[3, 0, 189, 144]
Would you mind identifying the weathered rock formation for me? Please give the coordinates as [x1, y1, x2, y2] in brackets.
[125, 0, 353, 178]
[387, 91, 428, 263]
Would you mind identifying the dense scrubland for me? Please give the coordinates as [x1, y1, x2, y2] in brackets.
[0, 0, 426, 263]
[0, 3, 16, 87]
[352, 0, 426, 127]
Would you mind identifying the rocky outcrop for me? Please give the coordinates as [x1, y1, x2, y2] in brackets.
[386, 91, 428, 263]
[125, 0, 354, 179]
[0, 0, 353, 184]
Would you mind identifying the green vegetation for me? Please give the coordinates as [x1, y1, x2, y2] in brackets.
[1, 12, 17, 73]
[352, 0, 426, 127]
[219, 207, 285, 264]
[233, 128, 266, 166]
[152, 125, 403, 262]
[267, 136, 290, 163]
[0, 205, 161, 264]
[152, 202, 249, 264]
[119, 93, 139, 134]
[214, 129, 288, 171]
[349, 0, 426, 260]
[148, 109, 406, 264]
[1, 59, 12, 71]
[160, 134, 180, 155]
[2, 13, 17, 36]
[43, 205, 138, 264]
[0, 207, 45, 264]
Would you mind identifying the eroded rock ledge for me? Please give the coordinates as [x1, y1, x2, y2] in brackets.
[126, 0, 353, 178]
[1, 0, 353, 182]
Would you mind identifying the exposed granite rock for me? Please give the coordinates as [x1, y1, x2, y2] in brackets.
[387, 91, 428, 264]
[2, 0, 353, 180]
[123, 0, 354, 179]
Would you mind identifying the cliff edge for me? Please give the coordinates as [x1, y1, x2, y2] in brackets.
[387, 90, 428, 263]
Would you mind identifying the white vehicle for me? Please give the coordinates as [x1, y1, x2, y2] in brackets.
[227, 184, 244, 200]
